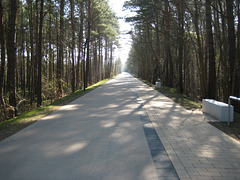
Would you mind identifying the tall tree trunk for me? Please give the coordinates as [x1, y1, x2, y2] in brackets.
[193, 0, 207, 98]
[37, 0, 44, 106]
[104, 36, 108, 78]
[76, 1, 84, 89]
[7, 0, 17, 109]
[83, 39, 87, 90]
[27, 0, 34, 103]
[177, 0, 184, 93]
[206, 0, 216, 99]
[26, 40, 30, 95]
[109, 40, 113, 78]
[93, 40, 98, 83]
[226, 0, 236, 96]
[86, 0, 91, 87]
[98, 35, 102, 81]
[20, 3, 26, 97]
[145, 23, 157, 82]
[217, 0, 229, 101]
[57, 0, 64, 97]
[70, 0, 75, 92]
[48, 15, 52, 82]
[154, 13, 160, 83]
[164, 0, 173, 87]
[0, 0, 5, 106]
[237, 0, 240, 97]
[34, 0, 39, 97]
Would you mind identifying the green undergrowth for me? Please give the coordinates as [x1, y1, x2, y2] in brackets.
[157, 86, 201, 110]
[138, 77, 201, 110]
[0, 79, 109, 140]
[51, 79, 109, 106]
[0, 105, 57, 129]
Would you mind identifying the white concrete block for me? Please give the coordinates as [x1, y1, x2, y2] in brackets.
[156, 82, 161, 89]
[202, 99, 234, 122]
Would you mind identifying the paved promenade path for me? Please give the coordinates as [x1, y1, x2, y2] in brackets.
[0, 73, 240, 180]
[129, 74, 240, 180]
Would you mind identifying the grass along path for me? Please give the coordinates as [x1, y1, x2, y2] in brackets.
[139, 78, 201, 110]
[0, 79, 110, 142]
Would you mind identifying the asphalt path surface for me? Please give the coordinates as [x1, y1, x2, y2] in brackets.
[0, 73, 178, 180]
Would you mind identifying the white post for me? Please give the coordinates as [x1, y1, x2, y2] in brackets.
[228, 97, 231, 127]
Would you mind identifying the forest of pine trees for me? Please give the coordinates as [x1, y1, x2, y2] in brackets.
[125, 0, 240, 106]
[1, 0, 240, 121]
[0, 0, 121, 121]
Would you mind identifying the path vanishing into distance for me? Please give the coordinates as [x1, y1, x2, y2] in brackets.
[0, 73, 240, 180]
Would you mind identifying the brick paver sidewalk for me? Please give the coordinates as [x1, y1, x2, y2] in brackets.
[129, 74, 240, 180]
